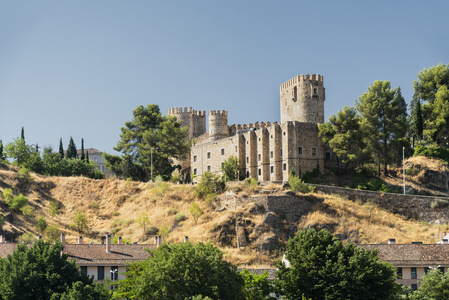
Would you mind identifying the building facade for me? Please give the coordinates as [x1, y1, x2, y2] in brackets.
[168, 74, 333, 182]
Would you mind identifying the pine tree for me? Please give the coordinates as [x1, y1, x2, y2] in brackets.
[413, 99, 424, 142]
[59, 138, 64, 159]
[80, 139, 85, 161]
[66, 137, 77, 159]
[21, 127, 25, 142]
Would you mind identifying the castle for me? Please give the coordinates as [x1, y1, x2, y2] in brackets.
[168, 74, 334, 182]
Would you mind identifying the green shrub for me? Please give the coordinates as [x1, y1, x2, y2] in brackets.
[37, 216, 48, 233]
[302, 164, 321, 183]
[243, 178, 259, 193]
[112, 211, 120, 216]
[146, 225, 159, 236]
[9, 194, 29, 212]
[195, 172, 224, 198]
[289, 174, 314, 194]
[21, 205, 34, 217]
[1, 188, 13, 204]
[44, 223, 60, 242]
[72, 211, 89, 232]
[205, 193, 217, 207]
[170, 169, 182, 183]
[405, 167, 419, 177]
[157, 225, 170, 239]
[49, 201, 60, 216]
[167, 208, 178, 215]
[414, 145, 449, 162]
[89, 201, 100, 210]
[18, 233, 36, 244]
[175, 212, 186, 223]
[18, 168, 33, 185]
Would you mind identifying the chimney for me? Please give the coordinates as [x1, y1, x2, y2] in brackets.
[61, 233, 65, 246]
[154, 236, 158, 245]
[184, 236, 189, 243]
[77, 236, 83, 245]
[0, 235, 5, 244]
[118, 236, 122, 245]
[388, 239, 396, 244]
[106, 234, 111, 253]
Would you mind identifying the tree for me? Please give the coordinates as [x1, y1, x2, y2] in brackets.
[0, 140, 4, 161]
[4, 138, 34, 167]
[67, 137, 77, 159]
[105, 104, 189, 181]
[357, 80, 408, 175]
[413, 63, 449, 147]
[276, 228, 399, 300]
[137, 212, 150, 233]
[81, 138, 85, 161]
[114, 242, 245, 300]
[221, 156, 243, 181]
[413, 99, 424, 143]
[72, 211, 89, 232]
[0, 239, 110, 299]
[59, 138, 64, 159]
[189, 202, 204, 225]
[37, 216, 48, 233]
[194, 171, 225, 198]
[241, 269, 275, 300]
[319, 106, 365, 173]
[414, 268, 449, 299]
[21, 126, 25, 142]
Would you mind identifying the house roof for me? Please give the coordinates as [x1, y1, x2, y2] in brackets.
[360, 244, 449, 266]
[0, 243, 156, 266]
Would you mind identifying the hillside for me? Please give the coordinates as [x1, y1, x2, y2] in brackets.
[0, 157, 448, 267]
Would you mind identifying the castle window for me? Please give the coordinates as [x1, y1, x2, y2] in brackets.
[283, 163, 286, 171]
[312, 147, 317, 156]
[314, 88, 317, 94]
[397, 267, 403, 278]
[298, 147, 303, 155]
[270, 151, 273, 159]
[246, 171, 249, 178]
[207, 165, 211, 172]
[283, 132, 286, 136]
[325, 152, 331, 160]
[221, 148, 225, 156]
[411, 284, 417, 291]
[258, 169, 261, 176]
[235, 146, 237, 152]
[258, 154, 261, 161]
[270, 166, 274, 174]
[439, 267, 445, 274]
[411, 267, 417, 279]
[270, 135, 273, 139]
[207, 152, 211, 159]
[292, 86, 297, 101]
[280, 148, 283, 157]
[193, 155, 198, 162]
[193, 168, 197, 175]
[246, 157, 249, 163]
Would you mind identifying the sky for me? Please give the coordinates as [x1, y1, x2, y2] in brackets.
[0, 1, 448, 155]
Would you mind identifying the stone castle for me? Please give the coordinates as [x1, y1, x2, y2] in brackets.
[168, 74, 334, 182]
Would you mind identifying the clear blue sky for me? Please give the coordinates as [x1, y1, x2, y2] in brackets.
[1, 1, 448, 154]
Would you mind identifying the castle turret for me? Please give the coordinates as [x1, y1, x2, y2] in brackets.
[209, 110, 228, 140]
[280, 74, 325, 124]
[168, 107, 206, 138]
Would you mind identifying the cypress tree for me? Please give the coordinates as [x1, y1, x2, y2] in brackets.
[81, 139, 85, 161]
[67, 137, 77, 159]
[0, 140, 3, 161]
[59, 138, 64, 159]
[413, 99, 424, 142]
[21, 127, 25, 142]
[86, 151, 89, 163]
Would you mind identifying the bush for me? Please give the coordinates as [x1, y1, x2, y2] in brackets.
[49, 201, 60, 216]
[18, 168, 33, 185]
[37, 216, 48, 233]
[414, 145, 449, 162]
[21, 205, 34, 217]
[157, 225, 170, 239]
[72, 211, 89, 233]
[89, 201, 100, 210]
[112, 211, 120, 216]
[146, 226, 159, 236]
[167, 208, 178, 215]
[170, 169, 182, 183]
[175, 212, 186, 223]
[302, 164, 321, 183]
[18, 233, 36, 244]
[9, 194, 29, 212]
[405, 167, 419, 177]
[289, 174, 314, 194]
[195, 172, 225, 198]
[204, 193, 217, 207]
[242, 178, 259, 193]
[44, 223, 60, 242]
[1, 188, 13, 204]
[431, 199, 449, 209]
[356, 178, 399, 193]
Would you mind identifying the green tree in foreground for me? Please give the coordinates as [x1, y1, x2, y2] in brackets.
[72, 211, 89, 233]
[221, 156, 242, 181]
[413, 268, 449, 300]
[114, 242, 245, 300]
[189, 201, 204, 225]
[67, 137, 77, 159]
[241, 269, 275, 300]
[277, 228, 399, 300]
[0, 239, 110, 299]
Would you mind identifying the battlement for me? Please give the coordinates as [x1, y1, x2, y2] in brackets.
[209, 110, 228, 116]
[168, 107, 206, 116]
[280, 74, 323, 90]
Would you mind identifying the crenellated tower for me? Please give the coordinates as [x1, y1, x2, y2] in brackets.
[280, 74, 325, 124]
[209, 110, 228, 140]
[168, 107, 206, 138]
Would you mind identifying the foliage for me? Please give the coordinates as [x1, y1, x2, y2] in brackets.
[174, 212, 186, 223]
[170, 168, 182, 183]
[0, 239, 110, 299]
[66, 137, 77, 159]
[17, 233, 36, 244]
[18, 167, 33, 185]
[302, 164, 321, 184]
[4, 138, 36, 167]
[44, 223, 60, 242]
[414, 145, 449, 162]
[242, 178, 259, 193]
[146, 226, 159, 236]
[204, 193, 217, 208]
[89, 201, 100, 210]
[9, 194, 29, 212]
[241, 269, 275, 300]
[412, 99, 424, 142]
[114, 242, 245, 300]
[413, 269, 449, 299]
[167, 208, 178, 215]
[0, 139, 4, 161]
[37, 216, 48, 233]
[413, 63, 449, 147]
[72, 211, 89, 233]
[1, 188, 13, 204]
[105, 104, 190, 181]
[49, 201, 60, 216]
[195, 171, 225, 198]
[319, 106, 365, 172]
[221, 156, 243, 182]
[357, 81, 408, 175]
[59, 138, 64, 159]
[431, 199, 449, 209]
[157, 225, 170, 239]
[189, 202, 204, 225]
[20, 205, 34, 217]
[289, 173, 314, 194]
[0, 215, 4, 231]
[277, 228, 399, 300]
[354, 178, 399, 193]
[137, 212, 150, 233]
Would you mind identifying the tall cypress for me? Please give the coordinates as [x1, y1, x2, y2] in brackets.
[21, 127, 25, 142]
[413, 100, 424, 142]
[0, 139, 3, 161]
[67, 137, 77, 159]
[86, 151, 89, 163]
[59, 138, 64, 159]
[81, 139, 85, 161]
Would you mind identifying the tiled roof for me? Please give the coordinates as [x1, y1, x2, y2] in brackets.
[238, 268, 277, 281]
[360, 244, 449, 265]
[0, 243, 156, 266]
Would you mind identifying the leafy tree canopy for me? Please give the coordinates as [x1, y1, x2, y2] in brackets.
[221, 156, 243, 181]
[276, 228, 399, 300]
[105, 104, 189, 181]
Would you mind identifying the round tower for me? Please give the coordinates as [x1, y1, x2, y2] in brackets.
[168, 107, 206, 138]
[280, 74, 325, 124]
[209, 110, 228, 140]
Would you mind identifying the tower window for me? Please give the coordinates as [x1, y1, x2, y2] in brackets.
[258, 169, 261, 176]
[207, 165, 211, 172]
[312, 148, 317, 156]
[207, 152, 211, 159]
[221, 148, 225, 156]
[193, 155, 198, 162]
[270, 166, 274, 174]
[325, 152, 331, 160]
[246, 157, 249, 163]
[258, 154, 261, 161]
[283, 163, 287, 171]
[270, 151, 273, 158]
[298, 147, 303, 155]
[292, 86, 297, 101]
[193, 168, 197, 175]
[280, 148, 283, 157]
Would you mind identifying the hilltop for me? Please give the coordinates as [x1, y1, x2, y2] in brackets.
[0, 156, 448, 267]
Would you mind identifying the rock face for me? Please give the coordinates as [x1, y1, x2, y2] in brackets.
[405, 160, 449, 194]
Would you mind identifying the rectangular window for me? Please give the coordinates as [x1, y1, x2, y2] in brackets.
[235, 146, 237, 152]
[411, 284, 417, 291]
[325, 152, 331, 160]
[424, 267, 430, 274]
[280, 148, 283, 157]
[283, 163, 286, 171]
[80, 266, 87, 276]
[396, 267, 402, 279]
[193, 168, 197, 175]
[258, 154, 261, 161]
[270, 166, 274, 174]
[312, 147, 317, 156]
[221, 148, 225, 156]
[298, 147, 303, 155]
[111, 266, 118, 281]
[270, 151, 273, 159]
[97, 266, 104, 280]
[411, 267, 417, 279]
[439, 267, 445, 274]
[246, 157, 249, 163]
[207, 165, 211, 172]
[258, 169, 261, 176]
[207, 152, 211, 159]
[193, 155, 197, 162]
